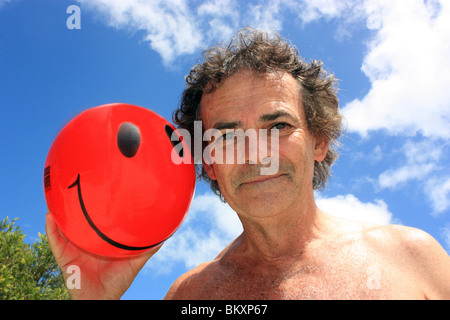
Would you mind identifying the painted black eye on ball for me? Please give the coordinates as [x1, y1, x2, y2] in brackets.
[117, 122, 141, 157]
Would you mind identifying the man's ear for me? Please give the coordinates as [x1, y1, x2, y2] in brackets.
[313, 135, 329, 162]
[202, 160, 217, 181]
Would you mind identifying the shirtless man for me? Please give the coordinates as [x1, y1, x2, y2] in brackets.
[46, 28, 450, 300]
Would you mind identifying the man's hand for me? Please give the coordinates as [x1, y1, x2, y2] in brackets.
[45, 212, 161, 300]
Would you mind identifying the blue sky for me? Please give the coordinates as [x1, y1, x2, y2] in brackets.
[1, 0, 449, 300]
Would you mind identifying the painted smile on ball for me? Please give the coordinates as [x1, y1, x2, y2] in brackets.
[68, 174, 166, 251]
[66, 122, 168, 251]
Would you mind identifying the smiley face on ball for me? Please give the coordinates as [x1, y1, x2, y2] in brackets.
[44, 103, 195, 257]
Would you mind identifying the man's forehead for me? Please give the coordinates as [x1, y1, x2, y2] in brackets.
[199, 70, 302, 128]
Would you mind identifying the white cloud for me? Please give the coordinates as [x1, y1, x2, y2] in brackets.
[376, 139, 450, 215]
[378, 163, 435, 189]
[77, 0, 204, 66]
[316, 193, 393, 225]
[341, 0, 450, 139]
[282, 0, 350, 25]
[378, 139, 442, 189]
[196, 0, 239, 43]
[246, 0, 283, 32]
[427, 177, 450, 215]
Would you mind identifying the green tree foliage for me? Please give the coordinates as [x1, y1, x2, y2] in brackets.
[0, 217, 69, 300]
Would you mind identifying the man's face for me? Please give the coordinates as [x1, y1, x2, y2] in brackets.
[200, 70, 328, 219]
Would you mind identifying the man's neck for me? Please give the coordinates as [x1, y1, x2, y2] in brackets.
[233, 198, 331, 271]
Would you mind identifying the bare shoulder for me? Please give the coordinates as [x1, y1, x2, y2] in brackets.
[326, 214, 443, 254]
[363, 224, 445, 256]
[362, 224, 450, 299]
[163, 261, 213, 300]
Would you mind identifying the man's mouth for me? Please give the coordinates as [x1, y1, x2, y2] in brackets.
[241, 173, 286, 186]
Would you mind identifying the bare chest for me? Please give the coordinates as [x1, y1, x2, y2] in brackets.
[193, 251, 423, 300]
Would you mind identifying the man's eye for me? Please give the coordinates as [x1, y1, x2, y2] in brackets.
[221, 131, 236, 141]
[272, 122, 289, 130]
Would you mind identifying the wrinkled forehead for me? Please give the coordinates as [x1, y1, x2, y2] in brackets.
[199, 70, 303, 129]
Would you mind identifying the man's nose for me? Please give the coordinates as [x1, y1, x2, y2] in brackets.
[237, 130, 274, 165]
